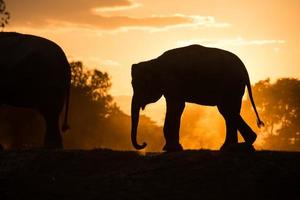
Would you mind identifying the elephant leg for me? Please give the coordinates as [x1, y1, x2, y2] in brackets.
[41, 110, 63, 149]
[163, 99, 185, 152]
[218, 96, 257, 151]
[236, 116, 257, 144]
[38, 89, 65, 149]
[42, 111, 63, 149]
[221, 115, 238, 150]
[217, 97, 241, 150]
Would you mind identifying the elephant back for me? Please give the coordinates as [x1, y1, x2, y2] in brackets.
[0, 32, 69, 87]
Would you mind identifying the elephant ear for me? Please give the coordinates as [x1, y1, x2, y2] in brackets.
[131, 60, 162, 106]
[131, 64, 138, 81]
[131, 64, 141, 91]
[132, 62, 155, 87]
[145, 60, 161, 84]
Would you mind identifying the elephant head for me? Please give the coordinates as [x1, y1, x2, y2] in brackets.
[131, 61, 162, 150]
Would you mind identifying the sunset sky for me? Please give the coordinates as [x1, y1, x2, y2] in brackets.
[5, 0, 300, 124]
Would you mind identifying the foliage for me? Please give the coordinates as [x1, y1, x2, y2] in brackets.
[63, 61, 114, 148]
[0, 0, 10, 29]
[70, 61, 113, 117]
[245, 78, 300, 151]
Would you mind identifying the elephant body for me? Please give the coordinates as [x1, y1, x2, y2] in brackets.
[0, 32, 70, 149]
[137, 45, 247, 106]
[131, 45, 263, 151]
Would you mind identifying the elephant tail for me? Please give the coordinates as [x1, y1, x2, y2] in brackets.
[62, 66, 71, 132]
[246, 74, 265, 128]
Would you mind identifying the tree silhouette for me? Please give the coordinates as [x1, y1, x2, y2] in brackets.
[245, 78, 300, 151]
[0, 0, 10, 29]
[64, 61, 114, 148]
[70, 61, 113, 116]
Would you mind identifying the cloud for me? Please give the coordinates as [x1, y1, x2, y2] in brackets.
[6, 0, 229, 31]
[176, 37, 286, 47]
[101, 59, 121, 67]
[92, 2, 141, 12]
[144, 15, 230, 32]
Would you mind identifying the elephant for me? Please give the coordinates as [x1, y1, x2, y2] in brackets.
[0, 32, 70, 149]
[131, 44, 264, 152]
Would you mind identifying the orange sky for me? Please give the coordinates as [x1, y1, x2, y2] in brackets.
[5, 0, 300, 124]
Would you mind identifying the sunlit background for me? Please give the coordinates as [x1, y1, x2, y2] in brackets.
[2, 0, 300, 151]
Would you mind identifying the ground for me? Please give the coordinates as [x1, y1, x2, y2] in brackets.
[1, 149, 300, 200]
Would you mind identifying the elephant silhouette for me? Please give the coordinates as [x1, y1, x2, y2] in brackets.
[0, 32, 70, 149]
[131, 44, 264, 152]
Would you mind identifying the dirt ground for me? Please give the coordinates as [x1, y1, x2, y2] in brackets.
[1, 149, 300, 200]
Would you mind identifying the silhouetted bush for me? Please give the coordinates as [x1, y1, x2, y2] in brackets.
[0, 0, 10, 29]
[244, 78, 300, 151]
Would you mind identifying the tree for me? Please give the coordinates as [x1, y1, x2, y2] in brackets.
[0, 0, 10, 29]
[70, 61, 113, 116]
[244, 78, 300, 151]
[64, 61, 115, 148]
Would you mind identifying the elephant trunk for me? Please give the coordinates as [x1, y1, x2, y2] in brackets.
[131, 95, 147, 150]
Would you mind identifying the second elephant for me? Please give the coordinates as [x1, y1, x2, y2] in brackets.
[131, 44, 264, 152]
[0, 32, 70, 149]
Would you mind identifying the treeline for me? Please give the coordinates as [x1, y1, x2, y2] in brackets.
[243, 78, 300, 151]
[0, 61, 299, 151]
